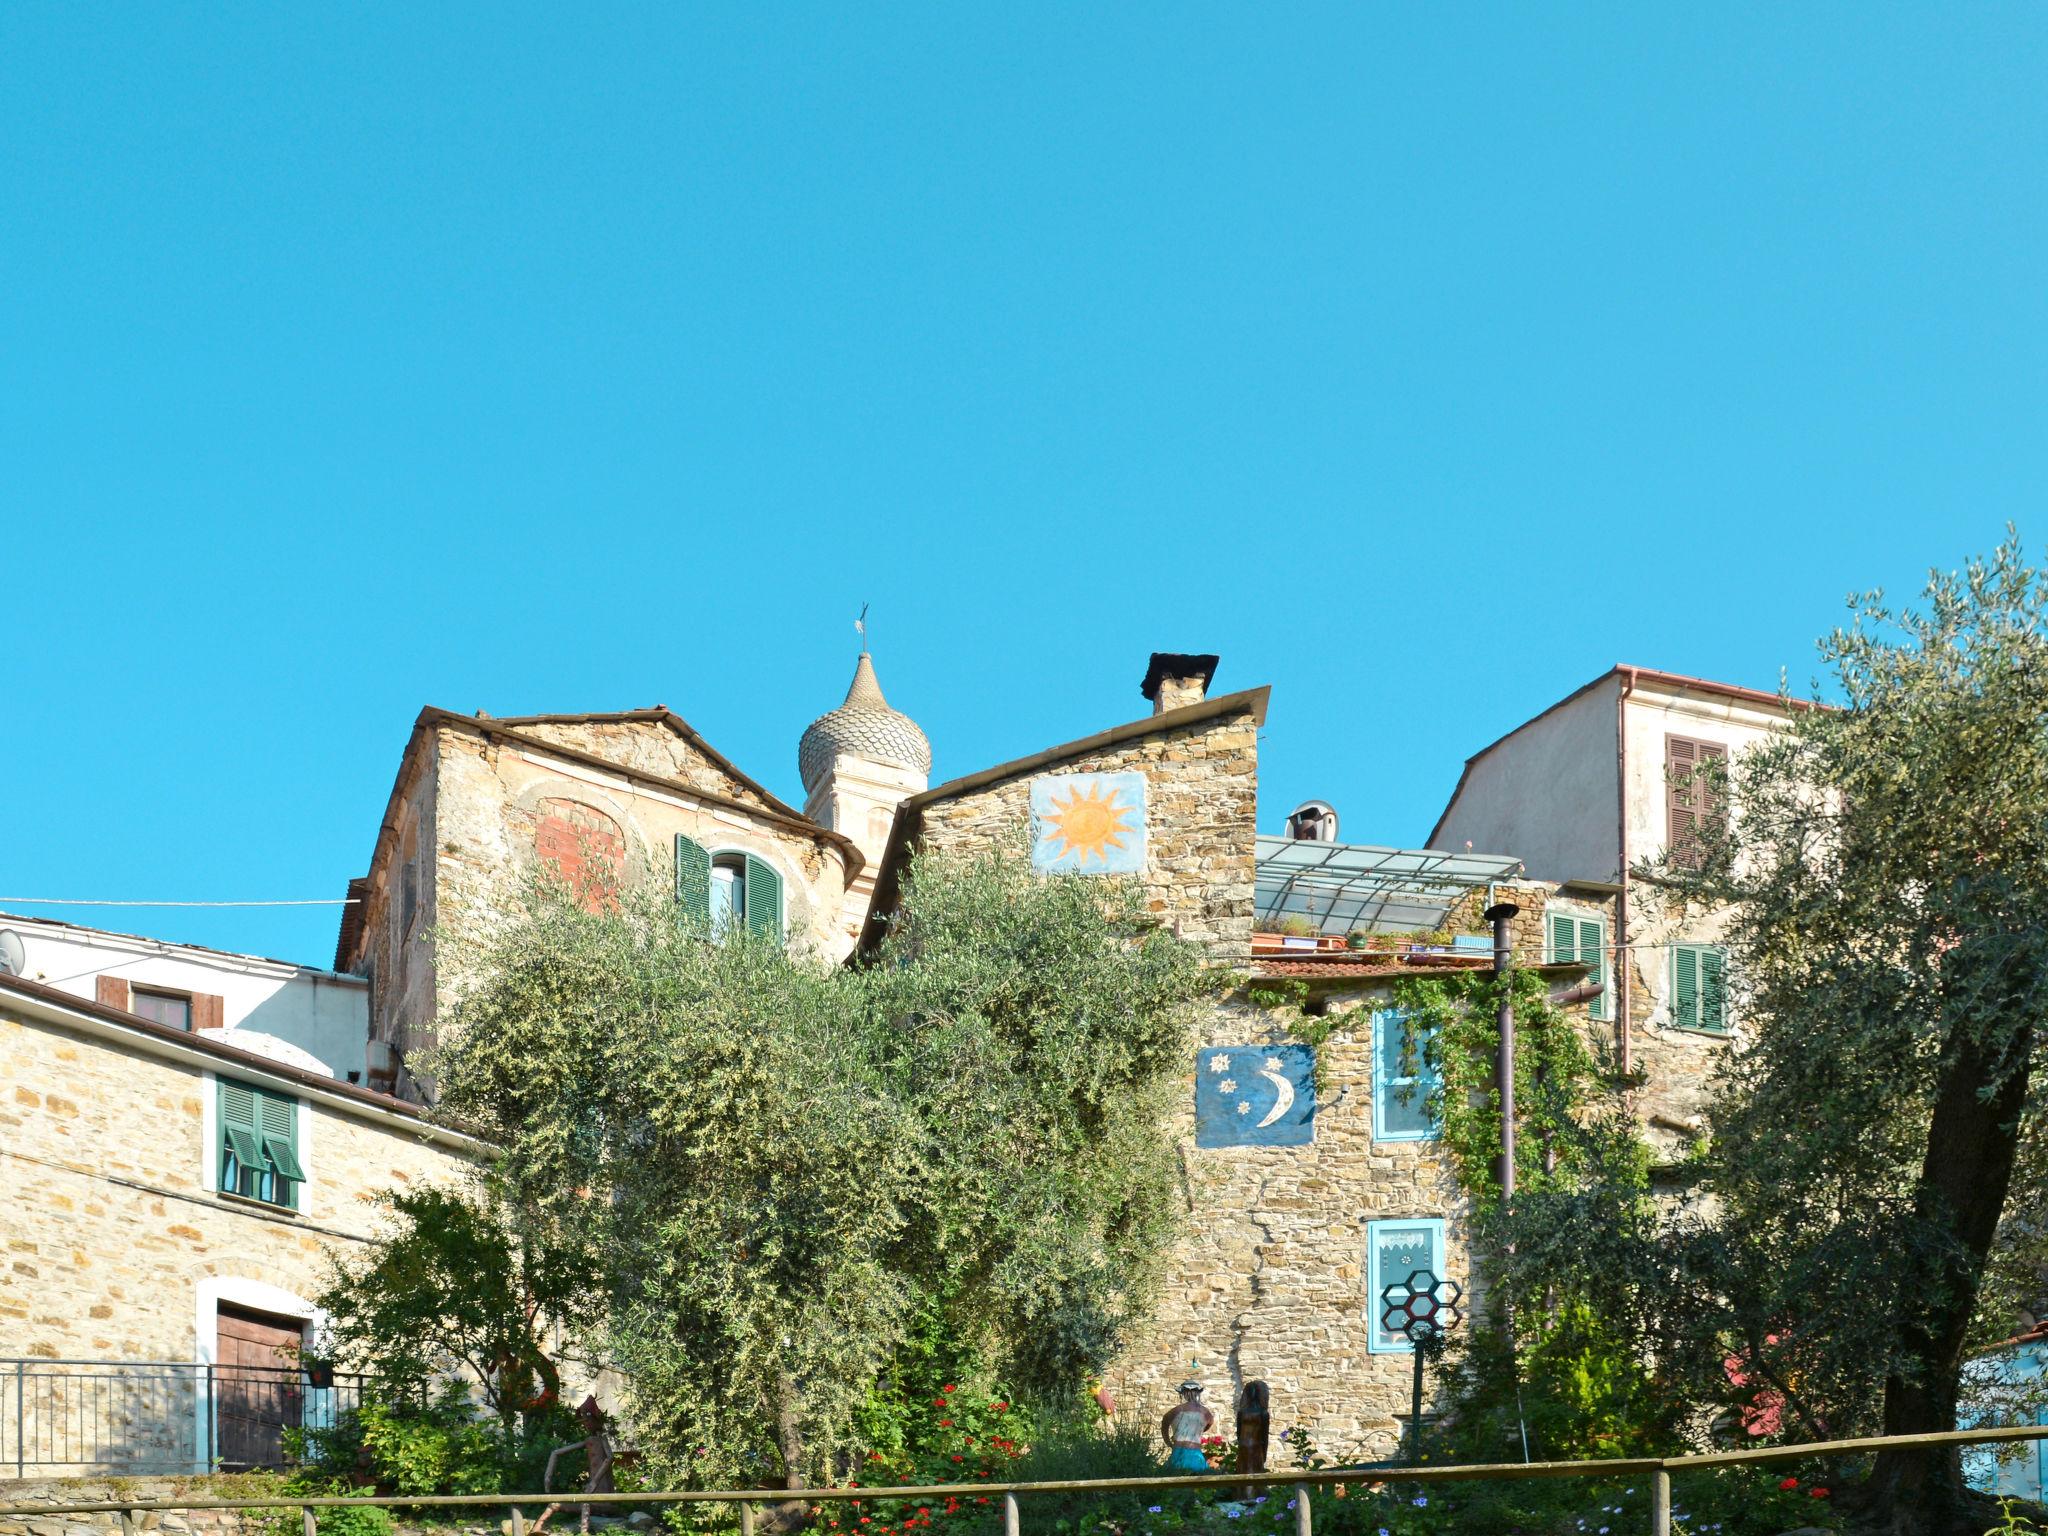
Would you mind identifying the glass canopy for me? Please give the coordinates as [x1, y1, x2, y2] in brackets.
[1254, 835, 1524, 936]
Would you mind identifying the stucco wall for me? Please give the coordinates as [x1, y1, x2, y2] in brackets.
[1429, 675, 1620, 884]
[0, 997, 478, 1473]
[1, 921, 367, 1082]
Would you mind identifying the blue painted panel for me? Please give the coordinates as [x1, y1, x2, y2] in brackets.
[1194, 1044, 1315, 1148]
[1030, 771, 1147, 875]
[1367, 1218, 1447, 1353]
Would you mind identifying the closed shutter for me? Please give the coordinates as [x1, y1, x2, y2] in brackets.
[1547, 913, 1606, 1019]
[193, 993, 225, 1032]
[1700, 947, 1726, 1032]
[1699, 742, 1729, 841]
[219, 1080, 264, 1188]
[1578, 917, 1605, 1020]
[1672, 945, 1699, 1030]
[96, 976, 132, 1012]
[675, 834, 710, 924]
[259, 1090, 304, 1199]
[745, 855, 783, 943]
[1667, 736, 1699, 867]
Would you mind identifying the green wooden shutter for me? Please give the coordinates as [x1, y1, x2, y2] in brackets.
[1673, 946, 1699, 1030]
[1548, 913, 1573, 964]
[259, 1088, 305, 1189]
[745, 855, 783, 942]
[675, 834, 710, 925]
[220, 1080, 262, 1188]
[1700, 947, 1726, 1032]
[1579, 918, 1605, 1019]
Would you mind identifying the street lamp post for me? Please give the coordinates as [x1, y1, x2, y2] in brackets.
[1378, 1270, 1465, 1465]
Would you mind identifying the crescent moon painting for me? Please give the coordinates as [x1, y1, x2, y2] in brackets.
[1195, 1043, 1315, 1148]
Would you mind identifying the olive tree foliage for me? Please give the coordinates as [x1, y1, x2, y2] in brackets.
[1639, 536, 2048, 1531]
[318, 1183, 585, 1429]
[429, 845, 1210, 1492]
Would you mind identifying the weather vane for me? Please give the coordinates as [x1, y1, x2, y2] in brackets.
[855, 602, 869, 652]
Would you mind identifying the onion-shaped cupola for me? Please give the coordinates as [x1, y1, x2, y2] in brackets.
[798, 651, 932, 793]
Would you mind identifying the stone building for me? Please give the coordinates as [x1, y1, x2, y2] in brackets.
[335, 684, 912, 1099]
[1428, 665, 1811, 1157]
[0, 970, 481, 1474]
[856, 655, 1601, 1461]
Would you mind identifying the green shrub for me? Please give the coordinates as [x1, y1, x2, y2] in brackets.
[288, 1383, 583, 1498]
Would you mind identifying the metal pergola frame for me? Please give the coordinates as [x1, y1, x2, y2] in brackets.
[1254, 835, 1524, 936]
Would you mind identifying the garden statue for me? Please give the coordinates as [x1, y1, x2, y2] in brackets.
[1159, 1375, 1215, 1473]
[532, 1395, 616, 1535]
[1234, 1380, 1270, 1487]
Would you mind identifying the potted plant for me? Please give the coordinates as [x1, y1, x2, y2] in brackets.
[1345, 930, 1374, 951]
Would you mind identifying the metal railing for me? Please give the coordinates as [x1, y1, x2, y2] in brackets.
[2, 1358, 380, 1475]
[5, 1423, 2048, 1536]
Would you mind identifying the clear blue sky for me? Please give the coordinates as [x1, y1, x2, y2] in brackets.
[4, 5, 2036, 967]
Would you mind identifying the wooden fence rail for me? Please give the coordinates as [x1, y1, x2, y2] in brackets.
[8, 1423, 2048, 1536]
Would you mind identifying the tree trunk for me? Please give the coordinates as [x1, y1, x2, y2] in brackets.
[767, 1364, 808, 1532]
[1861, 1010, 2032, 1534]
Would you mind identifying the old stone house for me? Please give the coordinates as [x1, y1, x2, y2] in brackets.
[0, 969, 481, 1474]
[1428, 665, 1811, 1157]
[855, 655, 1606, 1461]
[335, 662, 927, 1100]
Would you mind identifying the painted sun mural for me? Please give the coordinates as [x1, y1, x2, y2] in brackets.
[1030, 771, 1147, 874]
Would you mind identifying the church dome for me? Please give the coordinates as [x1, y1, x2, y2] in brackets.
[799, 652, 932, 790]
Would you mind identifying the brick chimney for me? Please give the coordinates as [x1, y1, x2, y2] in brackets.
[1140, 652, 1220, 716]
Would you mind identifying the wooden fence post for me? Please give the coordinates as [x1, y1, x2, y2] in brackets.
[1293, 1484, 1309, 1536]
[740, 1502, 755, 1536]
[1002, 1492, 1019, 1536]
[1651, 1470, 1670, 1536]
[303, 1506, 318, 1536]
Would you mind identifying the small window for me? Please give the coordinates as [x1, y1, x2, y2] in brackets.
[1669, 944, 1727, 1033]
[132, 988, 193, 1032]
[1372, 1011, 1439, 1142]
[709, 855, 746, 937]
[1547, 912, 1606, 1020]
[219, 1079, 302, 1210]
[1367, 1218, 1447, 1353]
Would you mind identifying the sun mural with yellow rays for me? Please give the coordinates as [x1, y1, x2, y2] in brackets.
[1030, 770, 1148, 874]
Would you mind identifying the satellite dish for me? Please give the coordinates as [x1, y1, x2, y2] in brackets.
[0, 930, 24, 977]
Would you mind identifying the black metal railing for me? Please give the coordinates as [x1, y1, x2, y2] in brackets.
[2, 1358, 379, 1475]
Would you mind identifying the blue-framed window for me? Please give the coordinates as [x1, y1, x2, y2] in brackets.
[1366, 1218, 1447, 1353]
[1372, 1010, 1439, 1142]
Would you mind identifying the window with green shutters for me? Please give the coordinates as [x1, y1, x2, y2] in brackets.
[675, 834, 710, 924]
[1547, 911, 1606, 1019]
[218, 1078, 302, 1209]
[1669, 943, 1728, 1032]
[676, 833, 783, 944]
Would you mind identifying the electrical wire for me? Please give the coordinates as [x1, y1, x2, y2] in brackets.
[0, 897, 358, 908]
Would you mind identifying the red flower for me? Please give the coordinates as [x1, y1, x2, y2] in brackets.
[975, 1498, 988, 1505]
[1779, 1477, 1799, 1490]
[1811, 1489, 1830, 1499]
[932, 1398, 947, 1407]
[939, 1419, 952, 1427]
[951, 1455, 964, 1463]
[942, 1384, 956, 1394]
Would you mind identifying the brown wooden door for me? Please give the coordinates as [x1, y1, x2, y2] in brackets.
[216, 1304, 305, 1468]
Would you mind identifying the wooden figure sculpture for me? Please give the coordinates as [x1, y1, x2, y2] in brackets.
[532, 1396, 616, 1535]
[1235, 1379, 1270, 1494]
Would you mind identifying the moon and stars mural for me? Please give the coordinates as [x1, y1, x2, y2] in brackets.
[1194, 1043, 1316, 1148]
[1030, 771, 1148, 875]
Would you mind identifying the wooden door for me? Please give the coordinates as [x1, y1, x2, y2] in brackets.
[216, 1304, 304, 1468]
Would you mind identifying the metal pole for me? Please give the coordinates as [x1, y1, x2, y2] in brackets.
[1484, 901, 1519, 1200]
[14, 1361, 23, 1478]
[1293, 1484, 1309, 1536]
[1408, 1346, 1426, 1465]
[1650, 1469, 1670, 1536]
[205, 1364, 215, 1470]
[1002, 1493, 1019, 1536]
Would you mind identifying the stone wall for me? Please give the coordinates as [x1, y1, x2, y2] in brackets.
[1105, 989, 1469, 1463]
[914, 704, 1260, 960]
[0, 998, 477, 1473]
[354, 717, 863, 1092]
